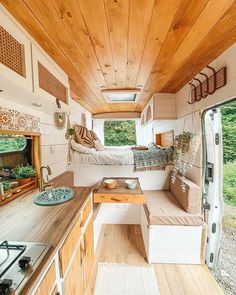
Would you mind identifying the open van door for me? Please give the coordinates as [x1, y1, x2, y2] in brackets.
[203, 108, 224, 269]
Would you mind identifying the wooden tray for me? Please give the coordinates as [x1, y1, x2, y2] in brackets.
[94, 177, 146, 204]
[0, 178, 37, 206]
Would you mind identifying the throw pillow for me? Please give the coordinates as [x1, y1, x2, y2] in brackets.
[94, 139, 105, 151]
[74, 125, 94, 148]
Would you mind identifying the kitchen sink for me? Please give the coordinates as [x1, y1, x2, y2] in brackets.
[33, 186, 75, 206]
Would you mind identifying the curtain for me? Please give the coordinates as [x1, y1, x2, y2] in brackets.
[137, 121, 154, 146]
[93, 119, 105, 144]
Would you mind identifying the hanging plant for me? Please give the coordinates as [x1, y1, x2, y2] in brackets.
[171, 80, 202, 192]
[175, 131, 193, 153]
[171, 131, 200, 192]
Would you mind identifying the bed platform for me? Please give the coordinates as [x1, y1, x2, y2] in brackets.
[67, 164, 172, 190]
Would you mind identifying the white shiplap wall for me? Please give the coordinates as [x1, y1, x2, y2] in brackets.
[153, 43, 236, 186]
[0, 97, 91, 179]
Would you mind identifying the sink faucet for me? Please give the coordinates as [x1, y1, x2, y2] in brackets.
[39, 165, 53, 191]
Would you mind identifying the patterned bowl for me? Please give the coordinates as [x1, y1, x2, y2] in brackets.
[33, 186, 75, 206]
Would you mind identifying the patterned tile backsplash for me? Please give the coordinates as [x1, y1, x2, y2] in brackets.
[0, 106, 40, 133]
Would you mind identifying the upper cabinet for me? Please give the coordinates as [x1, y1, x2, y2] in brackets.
[141, 93, 176, 125]
[0, 5, 69, 110]
[32, 45, 69, 104]
[0, 9, 32, 91]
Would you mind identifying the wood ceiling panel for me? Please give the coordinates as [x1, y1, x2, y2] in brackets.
[51, 0, 108, 89]
[126, 0, 155, 88]
[162, 2, 236, 92]
[137, 0, 210, 108]
[104, 0, 129, 88]
[139, 0, 235, 106]
[23, 0, 106, 106]
[134, 0, 182, 109]
[78, 0, 117, 89]
[1, 0, 236, 114]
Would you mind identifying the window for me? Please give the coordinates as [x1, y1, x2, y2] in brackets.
[0, 134, 27, 153]
[106, 93, 136, 102]
[104, 120, 136, 146]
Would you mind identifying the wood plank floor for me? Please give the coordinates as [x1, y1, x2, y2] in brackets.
[89, 224, 224, 295]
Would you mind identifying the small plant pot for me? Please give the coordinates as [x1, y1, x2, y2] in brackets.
[19, 178, 31, 186]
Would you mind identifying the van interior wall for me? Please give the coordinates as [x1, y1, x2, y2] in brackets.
[0, 97, 91, 178]
[158, 43, 236, 187]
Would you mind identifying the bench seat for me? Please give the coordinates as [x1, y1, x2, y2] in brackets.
[143, 190, 203, 226]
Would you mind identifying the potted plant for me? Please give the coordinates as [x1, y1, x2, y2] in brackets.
[65, 128, 75, 139]
[2, 181, 13, 192]
[12, 165, 36, 186]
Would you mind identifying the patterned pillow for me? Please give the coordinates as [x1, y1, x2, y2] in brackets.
[74, 125, 94, 148]
[89, 130, 98, 141]
[94, 139, 104, 151]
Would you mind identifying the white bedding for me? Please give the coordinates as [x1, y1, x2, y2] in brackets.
[72, 147, 134, 165]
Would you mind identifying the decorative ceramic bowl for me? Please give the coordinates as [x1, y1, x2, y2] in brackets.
[104, 179, 117, 189]
[125, 180, 137, 189]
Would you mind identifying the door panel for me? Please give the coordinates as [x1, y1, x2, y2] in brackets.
[203, 108, 224, 269]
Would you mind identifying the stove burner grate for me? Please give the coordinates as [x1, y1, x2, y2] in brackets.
[0, 241, 26, 277]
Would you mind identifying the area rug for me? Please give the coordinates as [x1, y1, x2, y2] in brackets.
[93, 263, 160, 295]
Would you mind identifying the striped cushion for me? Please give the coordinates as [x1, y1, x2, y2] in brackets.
[74, 125, 94, 148]
[90, 130, 98, 140]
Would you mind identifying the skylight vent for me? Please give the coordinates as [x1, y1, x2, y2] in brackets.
[102, 89, 141, 103]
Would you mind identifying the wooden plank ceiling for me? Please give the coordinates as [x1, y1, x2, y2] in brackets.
[1, 0, 236, 114]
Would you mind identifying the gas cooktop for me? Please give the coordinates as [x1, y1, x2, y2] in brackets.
[0, 241, 50, 295]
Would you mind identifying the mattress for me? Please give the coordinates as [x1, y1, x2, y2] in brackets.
[143, 190, 203, 226]
[72, 147, 134, 165]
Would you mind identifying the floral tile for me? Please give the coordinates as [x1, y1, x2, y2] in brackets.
[0, 106, 40, 133]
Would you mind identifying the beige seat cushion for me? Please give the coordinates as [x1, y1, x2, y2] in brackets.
[143, 190, 203, 226]
[170, 174, 201, 214]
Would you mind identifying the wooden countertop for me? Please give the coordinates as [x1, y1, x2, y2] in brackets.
[0, 171, 93, 294]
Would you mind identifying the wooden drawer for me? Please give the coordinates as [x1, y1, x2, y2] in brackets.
[35, 261, 56, 295]
[59, 214, 82, 277]
[81, 197, 92, 228]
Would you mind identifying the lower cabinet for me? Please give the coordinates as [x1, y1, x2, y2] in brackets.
[63, 217, 94, 295]
[34, 197, 94, 295]
[63, 243, 84, 295]
[84, 218, 94, 290]
[34, 261, 56, 295]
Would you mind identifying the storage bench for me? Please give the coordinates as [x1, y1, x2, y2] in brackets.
[141, 174, 206, 264]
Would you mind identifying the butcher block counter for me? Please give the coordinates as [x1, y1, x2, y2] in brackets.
[0, 171, 94, 295]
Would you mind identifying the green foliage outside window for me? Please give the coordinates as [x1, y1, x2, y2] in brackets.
[104, 120, 136, 146]
[221, 100, 236, 207]
[221, 101, 236, 163]
[0, 134, 27, 153]
[223, 162, 236, 206]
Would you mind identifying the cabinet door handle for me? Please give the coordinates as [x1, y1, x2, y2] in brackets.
[56, 292, 61, 295]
